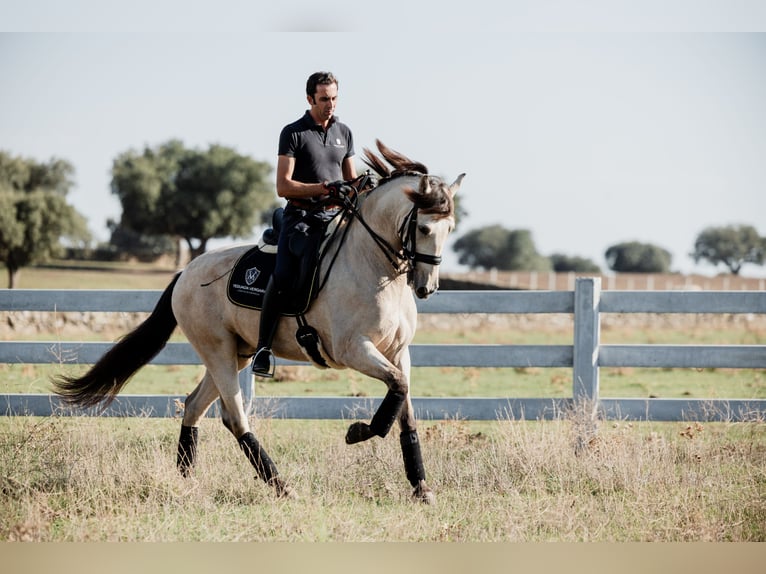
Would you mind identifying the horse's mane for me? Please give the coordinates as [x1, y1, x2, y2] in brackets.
[362, 140, 454, 218]
[362, 139, 429, 178]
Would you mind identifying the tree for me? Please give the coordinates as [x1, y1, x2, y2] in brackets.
[453, 225, 551, 271]
[106, 218, 178, 262]
[0, 152, 90, 288]
[550, 253, 601, 273]
[691, 224, 765, 275]
[111, 140, 277, 259]
[605, 241, 672, 273]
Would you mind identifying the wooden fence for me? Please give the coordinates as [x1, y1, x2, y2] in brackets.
[443, 270, 766, 292]
[1, 278, 765, 422]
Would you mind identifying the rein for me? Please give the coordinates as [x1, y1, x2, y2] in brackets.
[202, 173, 440, 293]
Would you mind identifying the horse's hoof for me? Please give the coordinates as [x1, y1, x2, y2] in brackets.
[412, 484, 435, 505]
[278, 485, 298, 500]
[269, 477, 298, 500]
[345, 422, 373, 444]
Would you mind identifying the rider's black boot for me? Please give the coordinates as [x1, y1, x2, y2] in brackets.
[251, 277, 285, 378]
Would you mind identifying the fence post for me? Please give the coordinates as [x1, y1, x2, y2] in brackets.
[573, 277, 601, 401]
[573, 277, 601, 448]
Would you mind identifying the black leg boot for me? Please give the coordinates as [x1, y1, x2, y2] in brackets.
[177, 425, 198, 477]
[251, 277, 285, 378]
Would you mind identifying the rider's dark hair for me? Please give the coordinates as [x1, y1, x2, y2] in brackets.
[306, 72, 338, 100]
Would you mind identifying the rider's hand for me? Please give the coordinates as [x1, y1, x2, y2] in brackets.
[323, 180, 352, 200]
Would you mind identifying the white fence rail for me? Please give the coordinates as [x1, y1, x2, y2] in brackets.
[1, 278, 765, 422]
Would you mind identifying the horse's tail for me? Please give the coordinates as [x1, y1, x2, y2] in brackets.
[52, 272, 182, 410]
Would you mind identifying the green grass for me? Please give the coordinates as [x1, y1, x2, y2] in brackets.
[4, 363, 765, 401]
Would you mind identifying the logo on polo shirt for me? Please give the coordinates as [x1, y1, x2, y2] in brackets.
[334, 138, 344, 148]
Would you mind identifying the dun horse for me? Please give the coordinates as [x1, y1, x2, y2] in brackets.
[53, 141, 464, 503]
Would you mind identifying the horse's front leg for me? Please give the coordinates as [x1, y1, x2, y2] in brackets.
[344, 340, 409, 445]
[399, 398, 434, 504]
[395, 351, 435, 504]
[342, 343, 435, 503]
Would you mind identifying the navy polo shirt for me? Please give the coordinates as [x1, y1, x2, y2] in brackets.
[278, 111, 354, 184]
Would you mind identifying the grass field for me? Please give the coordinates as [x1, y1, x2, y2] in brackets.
[1, 262, 765, 541]
[8, 260, 179, 290]
[1, 414, 764, 542]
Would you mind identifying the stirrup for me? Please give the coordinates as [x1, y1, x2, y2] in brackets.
[251, 348, 275, 378]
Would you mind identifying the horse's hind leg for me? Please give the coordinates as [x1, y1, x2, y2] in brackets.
[217, 390, 294, 499]
[200, 350, 294, 499]
[177, 371, 220, 477]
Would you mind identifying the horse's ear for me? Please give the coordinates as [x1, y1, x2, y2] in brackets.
[418, 175, 432, 195]
[448, 173, 465, 197]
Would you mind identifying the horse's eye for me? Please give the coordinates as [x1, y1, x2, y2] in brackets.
[418, 224, 431, 236]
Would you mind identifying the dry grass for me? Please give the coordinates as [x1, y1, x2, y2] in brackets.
[1, 411, 764, 542]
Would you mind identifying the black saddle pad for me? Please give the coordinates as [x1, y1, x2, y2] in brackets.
[226, 246, 314, 316]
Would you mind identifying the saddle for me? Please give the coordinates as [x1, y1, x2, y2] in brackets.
[226, 208, 336, 316]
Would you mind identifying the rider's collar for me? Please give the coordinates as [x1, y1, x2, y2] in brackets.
[303, 110, 337, 131]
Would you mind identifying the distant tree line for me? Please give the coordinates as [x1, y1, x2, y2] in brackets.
[452, 224, 765, 275]
[1, 145, 765, 288]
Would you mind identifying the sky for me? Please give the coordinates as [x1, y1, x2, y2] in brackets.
[1, 2, 766, 276]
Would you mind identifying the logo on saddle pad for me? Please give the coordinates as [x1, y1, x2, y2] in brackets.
[245, 266, 261, 286]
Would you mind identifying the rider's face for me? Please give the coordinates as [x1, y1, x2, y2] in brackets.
[308, 83, 338, 124]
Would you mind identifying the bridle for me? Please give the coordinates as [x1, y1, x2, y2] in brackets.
[336, 173, 443, 276]
[398, 205, 442, 267]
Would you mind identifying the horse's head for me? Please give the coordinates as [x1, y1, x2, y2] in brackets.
[402, 173, 465, 298]
[362, 140, 465, 299]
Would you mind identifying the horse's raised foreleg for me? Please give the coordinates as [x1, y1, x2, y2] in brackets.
[345, 390, 407, 444]
[344, 340, 409, 445]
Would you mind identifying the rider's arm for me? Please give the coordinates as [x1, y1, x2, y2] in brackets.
[275, 155, 327, 200]
[341, 156, 357, 181]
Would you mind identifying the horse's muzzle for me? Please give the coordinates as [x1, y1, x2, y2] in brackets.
[415, 286, 435, 299]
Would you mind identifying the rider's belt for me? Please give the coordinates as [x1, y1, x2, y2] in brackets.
[288, 199, 337, 211]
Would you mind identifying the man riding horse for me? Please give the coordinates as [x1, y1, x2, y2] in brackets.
[251, 71, 357, 377]
[52, 71, 465, 502]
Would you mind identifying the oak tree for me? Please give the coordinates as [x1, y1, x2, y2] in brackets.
[0, 152, 90, 288]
